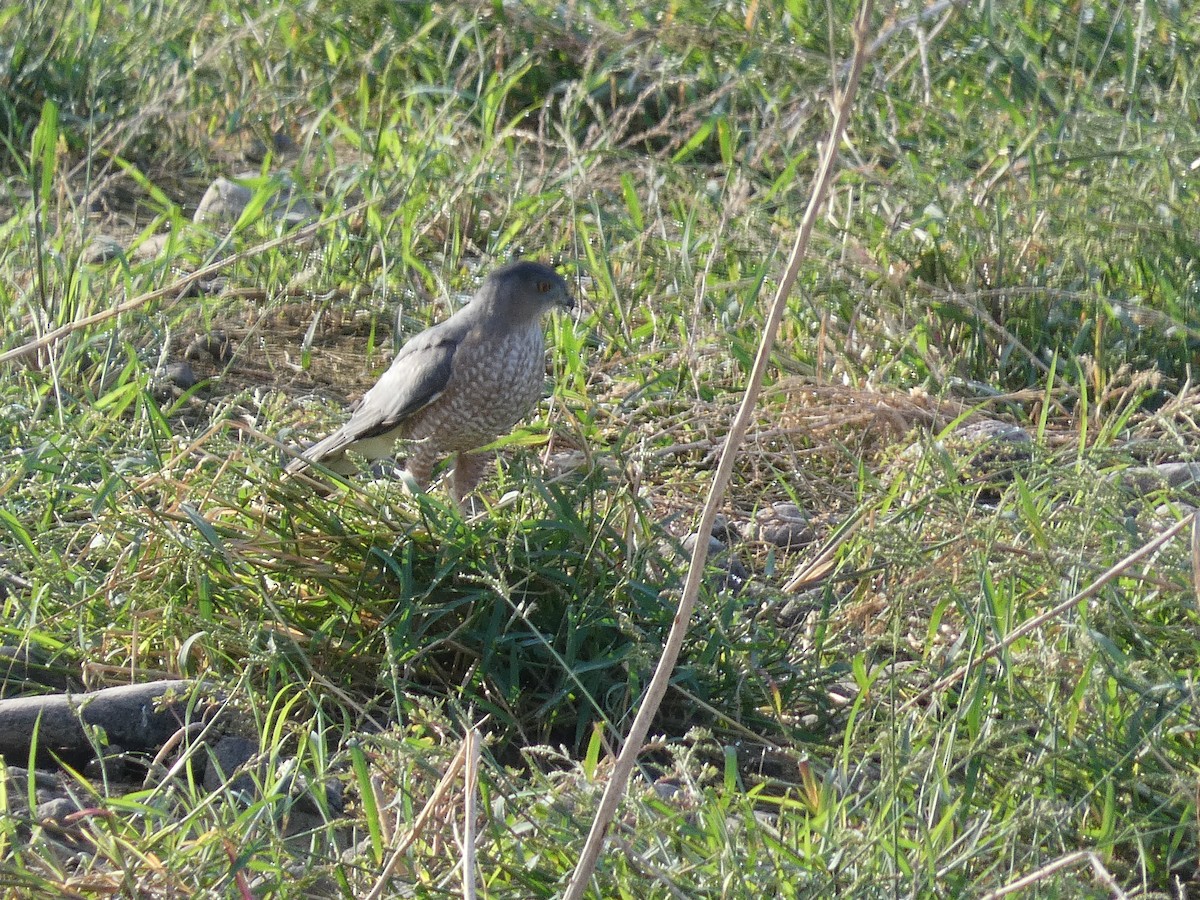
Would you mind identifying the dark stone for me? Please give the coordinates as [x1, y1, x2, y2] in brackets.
[0, 680, 212, 767]
[163, 361, 197, 390]
[750, 502, 815, 550]
[36, 796, 82, 825]
[709, 514, 741, 544]
[0, 645, 78, 696]
[682, 533, 749, 593]
[895, 418, 1034, 500]
[5, 765, 62, 800]
[244, 130, 298, 164]
[184, 330, 233, 363]
[203, 735, 260, 796]
[1119, 462, 1200, 497]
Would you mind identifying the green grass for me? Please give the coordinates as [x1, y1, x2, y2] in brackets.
[3, 0, 1200, 896]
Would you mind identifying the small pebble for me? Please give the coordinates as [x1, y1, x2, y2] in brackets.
[163, 361, 197, 390]
[750, 502, 815, 550]
[184, 331, 233, 363]
[81, 236, 123, 265]
[194, 173, 318, 227]
[36, 796, 82, 825]
[203, 735, 259, 795]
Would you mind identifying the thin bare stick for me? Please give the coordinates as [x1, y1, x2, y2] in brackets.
[900, 514, 1193, 712]
[863, 0, 965, 62]
[783, 508, 867, 593]
[1191, 514, 1200, 611]
[365, 739, 468, 900]
[977, 849, 1128, 900]
[561, 5, 877, 896]
[461, 727, 481, 900]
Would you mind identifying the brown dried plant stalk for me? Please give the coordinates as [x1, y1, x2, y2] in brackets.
[562, 3, 878, 896]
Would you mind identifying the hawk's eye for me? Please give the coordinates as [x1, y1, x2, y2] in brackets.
[537, 281, 551, 293]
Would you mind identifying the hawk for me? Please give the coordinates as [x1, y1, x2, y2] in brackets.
[286, 261, 574, 503]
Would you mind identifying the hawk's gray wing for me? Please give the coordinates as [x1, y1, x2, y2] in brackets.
[286, 318, 465, 471]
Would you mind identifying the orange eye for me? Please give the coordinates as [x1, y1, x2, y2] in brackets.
[537, 281, 551, 293]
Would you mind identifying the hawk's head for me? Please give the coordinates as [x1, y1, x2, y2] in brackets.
[483, 260, 574, 321]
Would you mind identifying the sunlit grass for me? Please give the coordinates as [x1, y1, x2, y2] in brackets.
[2, 1, 1200, 897]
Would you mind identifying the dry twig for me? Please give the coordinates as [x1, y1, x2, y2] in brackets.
[365, 738, 469, 900]
[977, 850, 1128, 900]
[561, 4, 877, 895]
[899, 514, 1193, 712]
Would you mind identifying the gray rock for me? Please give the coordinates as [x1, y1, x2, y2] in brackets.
[952, 419, 1032, 447]
[84, 743, 126, 780]
[651, 780, 684, 802]
[36, 796, 82, 825]
[1119, 462, 1200, 496]
[895, 418, 1034, 498]
[194, 172, 319, 228]
[130, 233, 171, 261]
[681, 532, 727, 557]
[152, 361, 199, 401]
[81, 236, 123, 265]
[899, 419, 1032, 464]
[777, 588, 825, 627]
[5, 766, 62, 800]
[749, 502, 815, 550]
[244, 130, 298, 164]
[204, 736, 344, 830]
[1154, 502, 1198, 518]
[710, 514, 741, 544]
[0, 680, 202, 764]
[203, 735, 259, 795]
[0, 645, 76, 696]
[184, 330, 233, 363]
[179, 276, 229, 298]
[341, 837, 374, 865]
[163, 361, 197, 390]
[290, 775, 344, 818]
[194, 178, 251, 223]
